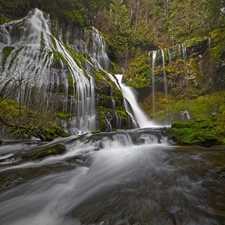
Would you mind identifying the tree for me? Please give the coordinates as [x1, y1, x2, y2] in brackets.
[168, 0, 207, 43]
[108, 0, 132, 63]
[206, 0, 225, 30]
[0, 67, 68, 141]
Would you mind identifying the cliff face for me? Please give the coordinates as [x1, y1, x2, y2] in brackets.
[122, 28, 225, 122]
[0, 9, 132, 137]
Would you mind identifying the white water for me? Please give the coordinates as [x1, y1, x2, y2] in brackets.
[116, 74, 157, 128]
[151, 51, 157, 115]
[161, 49, 168, 101]
[182, 43, 187, 61]
[0, 9, 115, 134]
[0, 131, 224, 225]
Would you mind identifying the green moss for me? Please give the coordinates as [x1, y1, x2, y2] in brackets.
[68, 74, 75, 88]
[56, 112, 72, 119]
[50, 35, 57, 49]
[91, 130, 101, 134]
[217, 165, 225, 173]
[0, 99, 25, 119]
[171, 119, 220, 146]
[0, 17, 11, 25]
[29, 144, 66, 160]
[115, 106, 128, 121]
[144, 91, 225, 123]
[123, 53, 151, 88]
[41, 123, 69, 140]
[8, 47, 23, 68]
[2, 46, 15, 67]
[210, 28, 225, 66]
[97, 106, 112, 131]
[40, 32, 45, 53]
[185, 36, 208, 49]
[98, 94, 112, 108]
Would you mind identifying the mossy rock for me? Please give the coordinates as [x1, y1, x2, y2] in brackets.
[171, 119, 221, 147]
[97, 106, 111, 131]
[2, 46, 15, 67]
[56, 112, 73, 119]
[40, 123, 70, 141]
[23, 144, 67, 160]
[0, 138, 2, 145]
[124, 53, 151, 89]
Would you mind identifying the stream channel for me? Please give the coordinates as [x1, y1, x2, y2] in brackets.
[0, 128, 225, 225]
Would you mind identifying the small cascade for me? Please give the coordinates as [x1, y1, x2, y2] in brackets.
[115, 75, 138, 128]
[182, 43, 187, 61]
[167, 48, 172, 63]
[91, 27, 111, 71]
[116, 74, 157, 128]
[161, 49, 168, 101]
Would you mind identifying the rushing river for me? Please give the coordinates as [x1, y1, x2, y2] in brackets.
[0, 128, 225, 225]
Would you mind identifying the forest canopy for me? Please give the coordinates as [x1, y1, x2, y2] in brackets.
[0, 0, 224, 63]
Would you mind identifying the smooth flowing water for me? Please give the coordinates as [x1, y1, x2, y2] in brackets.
[161, 49, 168, 101]
[151, 51, 157, 115]
[116, 74, 157, 128]
[0, 130, 225, 225]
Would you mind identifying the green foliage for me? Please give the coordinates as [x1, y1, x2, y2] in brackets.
[68, 74, 75, 88]
[217, 165, 225, 173]
[2, 46, 15, 67]
[171, 118, 221, 146]
[55, 112, 73, 119]
[92, 130, 101, 134]
[0, 98, 69, 140]
[168, 0, 207, 43]
[206, 0, 225, 30]
[124, 53, 150, 88]
[108, 0, 131, 63]
[115, 106, 128, 121]
[29, 144, 66, 160]
[210, 28, 225, 67]
[97, 106, 111, 131]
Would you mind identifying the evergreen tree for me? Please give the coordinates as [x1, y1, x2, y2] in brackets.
[168, 0, 207, 43]
[108, 0, 132, 63]
[206, 0, 225, 30]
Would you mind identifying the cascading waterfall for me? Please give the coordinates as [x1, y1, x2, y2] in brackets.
[151, 51, 157, 115]
[0, 9, 98, 135]
[182, 43, 187, 61]
[115, 75, 138, 128]
[91, 27, 111, 71]
[148, 42, 190, 117]
[161, 49, 168, 101]
[0, 9, 125, 135]
[167, 48, 172, 63]
[116, 74, 157, 128]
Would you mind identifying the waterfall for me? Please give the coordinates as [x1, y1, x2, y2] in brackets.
[168, 48, 172, 63]
[91, 27, 111, 71]
[161, 49, 168, 101]
[0, 8, 96, 135]
[116, 74, 157, 128]
[151, 51, 157, 115]
[182, 43, 187, 61]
